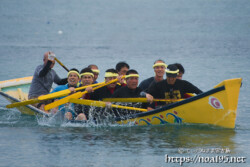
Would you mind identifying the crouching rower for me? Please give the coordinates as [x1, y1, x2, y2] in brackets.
[73, 67, 95, 120]
[49, 68, 82, 119]
[90, 68, 121, 100]
[146, 64, 203, 110]
[111, 69, 153, 115]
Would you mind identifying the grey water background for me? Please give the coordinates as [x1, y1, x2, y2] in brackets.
[0, 0, 249, 166]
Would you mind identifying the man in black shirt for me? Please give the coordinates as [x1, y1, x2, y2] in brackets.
[112, 69, 152, 100]
[147, 64, 202, 109]
[90, 69, 121, 100]
[111, 69, 153, 115]
[139, 59, 167, 91]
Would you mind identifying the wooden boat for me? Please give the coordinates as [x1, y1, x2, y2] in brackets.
[0, 77, 242, 128]
[0, 76, 49, 117]
[116, 78, 242, 128]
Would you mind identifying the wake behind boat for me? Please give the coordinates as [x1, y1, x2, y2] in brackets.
[0, 76, 242, 128]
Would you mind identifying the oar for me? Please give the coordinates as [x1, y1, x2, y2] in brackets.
[102, 98, 184, 103]
[6, 99, 40, 108]
[44, 76, 125, 111]
[6, 82, 104, 109]
[54, 57, 69, 72]
[69, 98, 147, 112]
[38, 82, 104, 101]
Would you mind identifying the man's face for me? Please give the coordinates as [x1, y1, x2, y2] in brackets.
[81, 75, 94, 86]
[167, 76, 177, 85]
[93, 72, 99, 82]
[119, 67, 129, 76]
[154, 65, 166, 78]
[126, 76, 138, 89]
[67, 72, 80, 86]
[105, 76, 117, 88]
[91, 67, 99, 82]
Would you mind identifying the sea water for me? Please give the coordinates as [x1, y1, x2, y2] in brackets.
[0, 0, 250, 166]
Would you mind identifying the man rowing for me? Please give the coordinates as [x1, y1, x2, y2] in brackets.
[74, 68, 95, 120]
[139, 59, 167, 91]
[28, 51, 67, 108]
[49, 68, 81, 119]
[112, 69, 153, 115]
[88, 64, 100, 83]
[115, 61, 130, 86]
[90, 68, 121, 100]
[146, 64, 203, 110]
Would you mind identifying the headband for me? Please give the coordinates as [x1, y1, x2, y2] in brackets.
[92, 69, 100, 74]
[152, 63, 168, 69]
[125, 74, 140, 78]
[165, 69, 179, 74]
[105, 72, 118, 78]
[80, 72, 94, 77]
[67, 71, 80, 78]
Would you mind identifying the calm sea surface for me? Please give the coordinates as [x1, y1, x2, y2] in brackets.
[0, 0, 250, 166]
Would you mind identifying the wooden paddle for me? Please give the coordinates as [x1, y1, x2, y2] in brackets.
[54, 57, 69, 72]
[6, 99, 40, 108]
[102, 98, 184, 103]
[38, 82, 104, 101]
[6, 82, 104, 109]
[69, 98, 147, 112]
[44, 77, 125, 111]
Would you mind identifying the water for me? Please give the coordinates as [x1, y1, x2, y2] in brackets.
[0, 0, 250, 166]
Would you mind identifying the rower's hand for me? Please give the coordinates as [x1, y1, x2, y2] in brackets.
[146, 93, 154, 104]
[105, 102, 112, 109]
[68, 87, 76, 94]
[118, 75, 125, 84]
[86, 86, 93, 93]
[48, 53, 56, 61]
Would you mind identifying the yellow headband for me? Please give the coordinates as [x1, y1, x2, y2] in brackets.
[165, 69, 179, 74]
[67, 71, 80, 78]
[125, 74, 140, 78]
[105, 72, 118, 78]
[92, 69, 100, 74]
[152, 63, 168, 69]
[80, 72, 94, 77]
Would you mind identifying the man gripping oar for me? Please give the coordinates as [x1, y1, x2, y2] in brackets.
[111, 69, 153, 116]
[28, 51, 67, 108]
[147, 64, 203, 110]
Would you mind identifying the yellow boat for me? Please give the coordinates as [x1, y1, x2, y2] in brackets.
[116, 78, 242, 128]
[0, 77, 242, 128]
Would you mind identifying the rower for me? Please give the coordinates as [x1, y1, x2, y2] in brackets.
[28, 51, 67, 108]
[147, 64, 203, 110]
[139, 59, 167, 91]
[88, 64, 100, 84]
[49, 68, 81, 119]
[115, 61, 130, 86]
[74, 67, 95, 120]
[90, 68, 121, 100]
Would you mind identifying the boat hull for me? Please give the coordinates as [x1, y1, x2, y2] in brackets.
[0, 77, 49, 117]
[0, 77, 242, 128]
[115, 78, 242, 128]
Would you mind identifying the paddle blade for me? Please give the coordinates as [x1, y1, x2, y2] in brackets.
[44, 91, 84, 111]
[6, 99, 40, 108]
